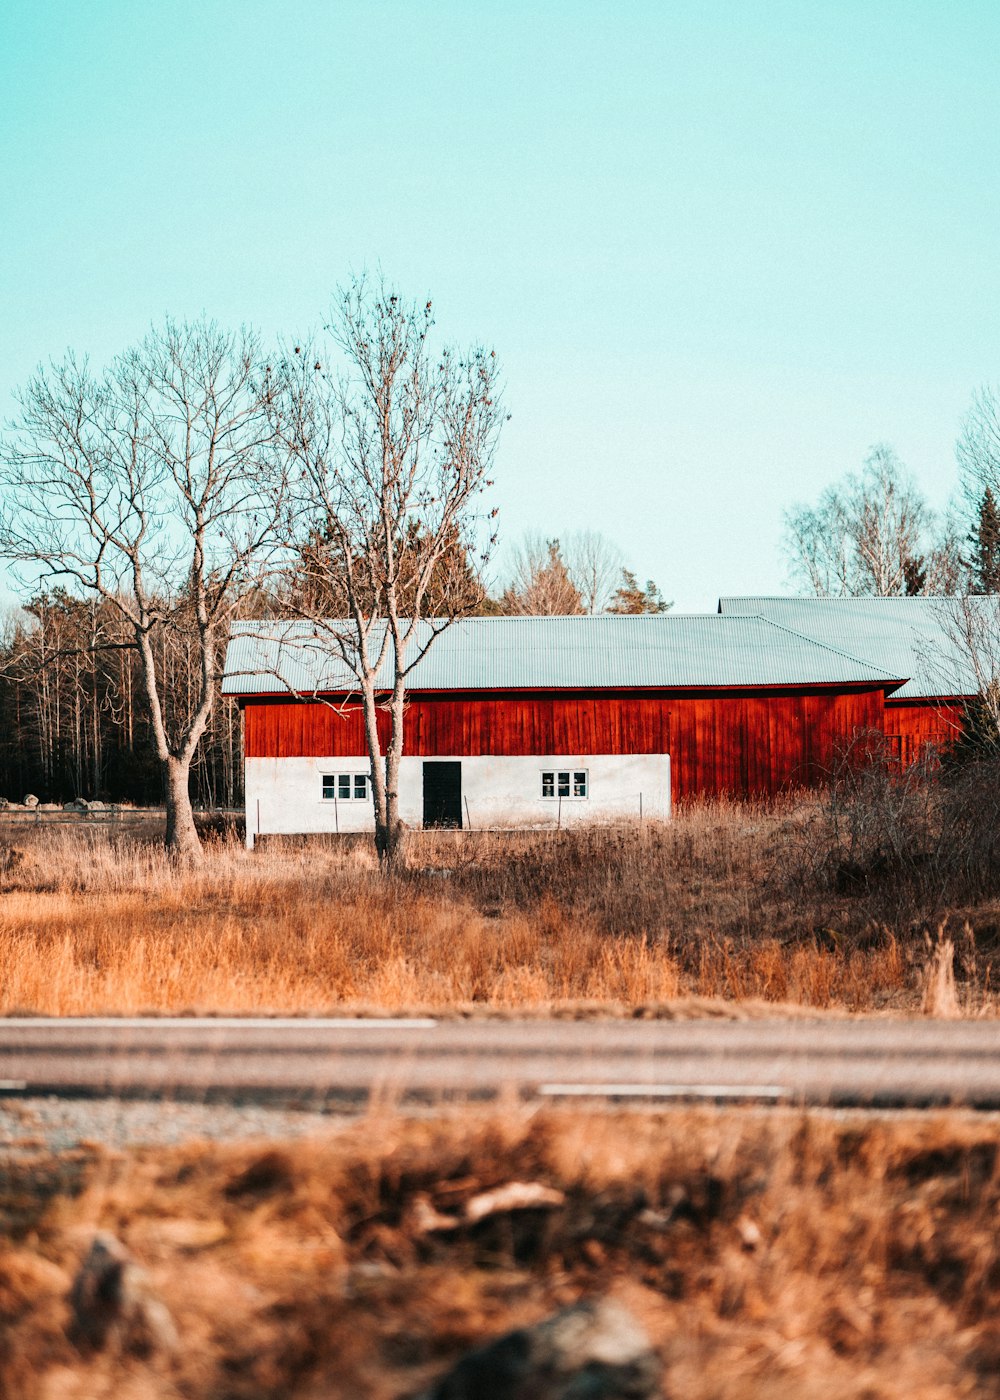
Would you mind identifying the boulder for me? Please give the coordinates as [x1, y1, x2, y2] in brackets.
[69, 1232, 177, 1356]
[416, 1297, 661, 1400]
[23, 794, 38, 808]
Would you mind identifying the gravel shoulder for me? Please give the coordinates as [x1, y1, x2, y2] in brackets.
[0, 1095, 346, 1155]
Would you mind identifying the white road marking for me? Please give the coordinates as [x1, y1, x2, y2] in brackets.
[0, 1017, 438, 1031]
[538, 1083, 789, 1100]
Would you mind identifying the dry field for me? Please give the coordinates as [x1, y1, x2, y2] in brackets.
[0, 797, 996, 1016]
[3, 1104, 1000, 1398]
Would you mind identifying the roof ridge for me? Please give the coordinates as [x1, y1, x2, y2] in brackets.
[754, 615, 906, 682]
[720, 594, 962, 604]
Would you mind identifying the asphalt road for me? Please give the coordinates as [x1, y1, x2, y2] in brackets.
[2, 1016, 1000, 1110]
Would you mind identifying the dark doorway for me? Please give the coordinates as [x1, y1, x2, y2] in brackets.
[422, 761, 462, 828]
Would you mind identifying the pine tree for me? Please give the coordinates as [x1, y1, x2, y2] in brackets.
[606, 569, 671, 614]
[499, 540, 584, 615]
[968, 488, 1000, 594]
[902, 552, 927, 596]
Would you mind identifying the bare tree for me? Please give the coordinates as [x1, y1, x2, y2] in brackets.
[783, 444, 959, 596]
[273, 277, 505, 867]
[957, 385, 1000, 508]
[925, 511, 970, 596]
[931, 595, 1000, 756]
[562, 531, 624, 613]
[0, 320, 287, 856]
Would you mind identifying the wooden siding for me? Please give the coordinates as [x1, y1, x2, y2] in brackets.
[243, 687, 886, 801]
[884, 700, 965, 766]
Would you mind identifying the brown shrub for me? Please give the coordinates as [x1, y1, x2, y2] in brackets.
[0, 799, 995, 1016]
[4, 1107, 1000, 1397]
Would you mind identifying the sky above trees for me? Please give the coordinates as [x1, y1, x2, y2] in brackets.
[2, 1, 999, 608]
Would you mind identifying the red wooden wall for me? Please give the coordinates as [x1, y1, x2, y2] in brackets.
[884, 700, 965, 766]
[243, 686, 887, 802]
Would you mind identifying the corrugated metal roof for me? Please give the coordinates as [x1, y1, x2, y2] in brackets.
[717, 596, 988, 699]
[222, 614, 903, 696]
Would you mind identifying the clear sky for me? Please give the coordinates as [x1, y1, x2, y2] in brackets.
[2, 1, 998, 609]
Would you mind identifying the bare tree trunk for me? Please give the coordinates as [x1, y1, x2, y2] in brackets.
[163, 753, 200, 857]
[379, 674, 407, 868]
[136, 630, 205, 859]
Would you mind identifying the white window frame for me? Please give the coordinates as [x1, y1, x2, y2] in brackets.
[321, 773, 370, 801]
[540, 768, 589, 800]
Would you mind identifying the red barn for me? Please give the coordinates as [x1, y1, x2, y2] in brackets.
[222, 614, 904, 845]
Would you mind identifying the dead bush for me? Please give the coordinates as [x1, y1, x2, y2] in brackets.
[781, 734, 1000, 920]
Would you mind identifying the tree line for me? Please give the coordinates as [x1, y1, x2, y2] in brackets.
[783, 397, 1000, 598]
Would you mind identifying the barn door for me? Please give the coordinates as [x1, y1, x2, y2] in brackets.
[422, 761, 463, 828]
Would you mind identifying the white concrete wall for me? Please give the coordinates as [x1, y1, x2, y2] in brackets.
[244, 754, 670, 846]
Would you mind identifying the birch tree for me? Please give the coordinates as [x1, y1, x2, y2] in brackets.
[932, 595, 1000, 758]
[563, 531, 624, 613]
[275, 277, 505, 866]
[783, 444, 960, 596]
[0, 319, 286, 855]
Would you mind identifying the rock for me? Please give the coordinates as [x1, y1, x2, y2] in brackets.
[0, 797, 9, 810]
[88, 799, 106, 812]
[464, 1181, 566, 1224]
[417, 1297, 661, 1400]
[68, 1232, 177, 1356]
[409, 1194, 461, 1235]
[22, 794, 38, 808]
[737, 1215, 762, 1251]
[410, 1181, 567, 1236]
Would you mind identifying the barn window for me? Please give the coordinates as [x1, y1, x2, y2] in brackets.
[541, 769, 588, 799]
[322, 774, 369, 800]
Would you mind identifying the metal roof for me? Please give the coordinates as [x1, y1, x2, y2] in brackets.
[222, 614, 903, 696]
[717, 596, 989, 699]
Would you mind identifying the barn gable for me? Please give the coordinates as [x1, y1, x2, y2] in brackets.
[717, 595, 984, 700]
[718, 595, 984, 765]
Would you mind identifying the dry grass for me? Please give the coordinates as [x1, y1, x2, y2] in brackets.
[0, 800, 996, 1016]
[4, 1105, 1000, 1397]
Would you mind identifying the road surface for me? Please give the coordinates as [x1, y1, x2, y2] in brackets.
[2, 1016, 1000, 1110]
